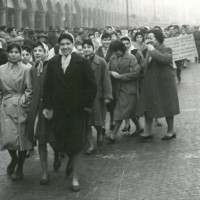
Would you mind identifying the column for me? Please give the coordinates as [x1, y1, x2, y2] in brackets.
[39, 11, 46, 30]
[15, 9, 22, 29]
[28, 11, 35, 30]
[49, 12, 56, 28]
[59, 14, 64, 29]
[0, 9, 6, 26]
[68, 14, 73, 28]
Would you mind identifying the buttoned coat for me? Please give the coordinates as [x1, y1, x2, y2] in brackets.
[109, 52, 140, 120]
[137, 44, 180, 118]
[0, 62, 33, 151]
[42, 53, 97, 156]
[89, 54, 112, 126]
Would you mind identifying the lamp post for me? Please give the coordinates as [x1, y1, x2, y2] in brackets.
[126, 0, 129, 27]
[153, 0, 156, 21]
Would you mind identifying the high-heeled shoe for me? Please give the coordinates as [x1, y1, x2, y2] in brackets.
[122, 125, 131, 132]
[40, 173, 49, 185]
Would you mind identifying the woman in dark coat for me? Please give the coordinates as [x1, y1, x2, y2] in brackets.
[137, 29, 180, 141]
[82, 39, 112, 154]
[42, 33, 97, 192]
[106, 40, 140, 143]
[27, 42, 60, 185]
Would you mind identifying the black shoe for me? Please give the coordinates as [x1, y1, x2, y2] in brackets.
[54, 156, 61, 172]
[97, 132, 104, 147]
[122, 125, 131, 132]
[162, 133, 176, 141]
[85, 148, 95, 155]
[130, 128, 144, 137]
[137, 135, 153, 142]
[66, 161, 73, 177]
[7, 160, 17, 176]
[71, 183, 81, 192]
[12, 170, 23, 181]
[106, 135, 116, 144]
[110, 124, 115, 130]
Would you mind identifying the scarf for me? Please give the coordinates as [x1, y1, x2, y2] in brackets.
[34, 43, 49, 76]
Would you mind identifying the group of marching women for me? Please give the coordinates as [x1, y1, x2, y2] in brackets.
[0, 28, 180, 192]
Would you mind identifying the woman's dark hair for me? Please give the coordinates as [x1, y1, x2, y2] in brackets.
[101, 33, 111, 40]
[121, 36, 131, 43]
[7, 43, 21, 54]
[111, 31, 118, 38]
[22, 45, 32, 54]
[110, 40, 126, 53]
[134, 32, 145, 42]
[7, 27, 15, 34]
[32, 42, 45, 51]
[82, 39, 94, 49]
[75, 41, 82, 48]
[58, 33, 74, 44]
[148, 29, 165, 44]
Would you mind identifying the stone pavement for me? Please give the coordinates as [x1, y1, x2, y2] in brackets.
[1, 63, 200, 200]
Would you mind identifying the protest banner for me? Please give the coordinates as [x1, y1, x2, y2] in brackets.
[164, 34, 198, 61]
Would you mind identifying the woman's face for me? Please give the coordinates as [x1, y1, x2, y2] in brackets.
[59, 38, 73, 56]
[102, 37, 111, 48]
[21, 50, 31, 64]
[33, 46, 45, 62]
[83, 44, 94, 56]
[8, 47, 21, 63]
[111, 34, 117, 41]
[136, 35, 143, 43]
[115, 50, 123, 57]
[76, 45, 83, 56]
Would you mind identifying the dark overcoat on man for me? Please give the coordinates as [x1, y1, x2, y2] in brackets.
[137, 44, 180, 118]
[42, 52, 97, 156]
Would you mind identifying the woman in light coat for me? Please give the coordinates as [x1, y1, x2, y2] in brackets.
[0, 43, 33, 181]
[106, 40, 140, 143]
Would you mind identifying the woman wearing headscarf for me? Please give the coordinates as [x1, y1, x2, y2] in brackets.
[0, 43, 33, 181]
[42, 33, 97, 192]
[26, 42, 60, 185]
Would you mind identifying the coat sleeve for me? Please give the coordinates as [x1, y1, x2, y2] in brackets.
[149, 47, 173, 65]
[102, 59, 112, 100]
[21, 67, 33, 108]
[120, 56, 140, 81]
[42, 60, 53, 110]
[82, 59, 97, 108]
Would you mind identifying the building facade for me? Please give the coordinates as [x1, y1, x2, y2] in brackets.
[0, 0, 128, 30]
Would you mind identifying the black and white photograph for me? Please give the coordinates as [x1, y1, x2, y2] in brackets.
[0, 0, 199, 199]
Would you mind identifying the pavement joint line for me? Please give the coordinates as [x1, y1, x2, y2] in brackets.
[118, 169, 125, 200]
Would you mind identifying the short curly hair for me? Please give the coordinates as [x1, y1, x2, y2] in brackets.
[110, 40, 126, 53]
[148, 29, 165, 44]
